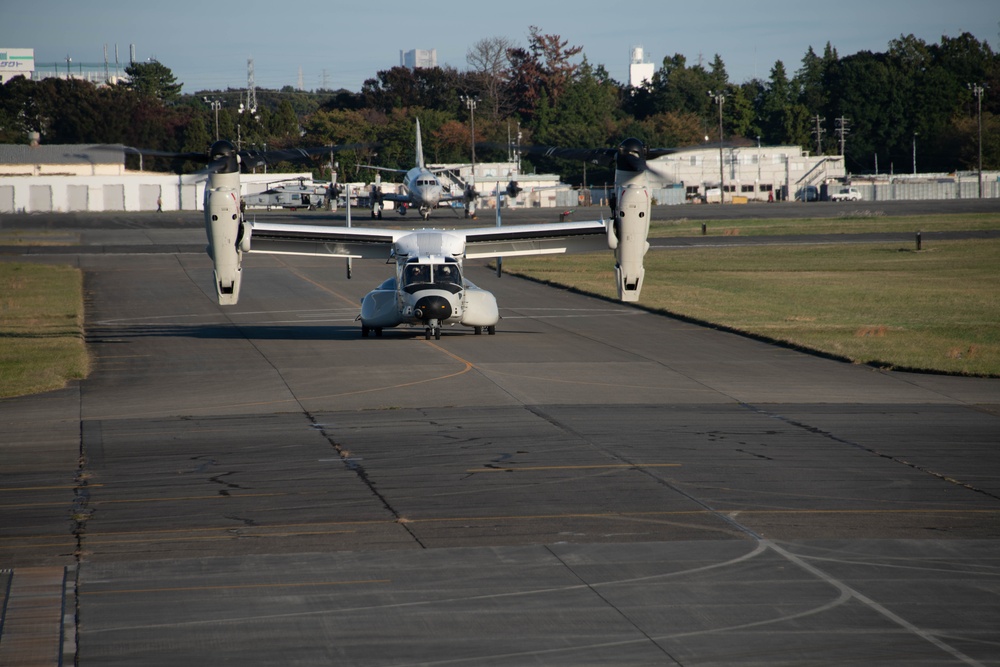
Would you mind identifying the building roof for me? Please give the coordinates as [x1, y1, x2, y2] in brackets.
[0, 144, 125, 166]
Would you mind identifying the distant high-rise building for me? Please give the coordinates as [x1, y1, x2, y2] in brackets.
[629, 46, 654, 88]
[400, 49, 437, 70]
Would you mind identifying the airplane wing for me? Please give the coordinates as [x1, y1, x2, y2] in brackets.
[247, 219, 610, 261]
[247, 222, 400, 259]
[461, 220, 609, 259]
[377, 191, 411, 204]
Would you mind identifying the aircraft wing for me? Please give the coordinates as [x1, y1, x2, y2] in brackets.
[377, 191, 411, 204]
[247, 222, 400, 259]
[461, 220, 609, 259]
[247, 218, 610, 261]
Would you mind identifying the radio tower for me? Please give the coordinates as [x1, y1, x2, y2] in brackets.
[246, 58, 258, 115]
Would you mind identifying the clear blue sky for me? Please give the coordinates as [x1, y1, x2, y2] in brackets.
[3, 0, 997, 93]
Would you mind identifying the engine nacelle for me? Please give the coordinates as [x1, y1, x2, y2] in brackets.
[205, 185, 244, 305]
[460, 283, 499, 327]
[612, 185, 650, 302]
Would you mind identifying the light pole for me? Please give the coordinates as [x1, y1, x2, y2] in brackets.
[756, 135, 761, 185]
[460, 95, 478, 173]
[708, 91, 725, 203]
[204, 98, 222, 141]
[968, 83, 985, 198]
[912, 132, 918, 175]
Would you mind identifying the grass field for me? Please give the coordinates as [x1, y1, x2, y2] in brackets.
[503, 230, 1000, 377]
[0, 263, 89, 398]
[650, 211, 1000, 237]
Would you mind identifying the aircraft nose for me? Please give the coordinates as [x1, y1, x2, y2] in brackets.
[413, 295, 452, 321]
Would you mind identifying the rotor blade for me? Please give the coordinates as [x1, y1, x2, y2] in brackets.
[240, 143, 370, 166]
[122, 145, 210, 162]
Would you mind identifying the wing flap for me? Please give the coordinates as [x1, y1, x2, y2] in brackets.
[248, 222, 397, 259]
[463, 220, 609, 259]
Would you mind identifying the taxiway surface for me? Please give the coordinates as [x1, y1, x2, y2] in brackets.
[2, 206, 999, 666]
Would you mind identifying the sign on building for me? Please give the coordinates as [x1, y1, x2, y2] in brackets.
[0, 48, 35, 83]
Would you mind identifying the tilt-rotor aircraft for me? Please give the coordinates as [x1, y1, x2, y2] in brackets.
[202, 136, 690, 339]
[364, 118, 479, 221]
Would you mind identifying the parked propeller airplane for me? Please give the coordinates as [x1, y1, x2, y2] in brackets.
[158, 135, 696, 339]
[364, 118, 479, 221]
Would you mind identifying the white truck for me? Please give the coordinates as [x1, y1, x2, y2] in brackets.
[830, 186, 862, 201]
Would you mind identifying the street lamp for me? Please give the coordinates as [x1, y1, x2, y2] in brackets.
[708, 91, 725, 203]
[968, 83, 985, 198]
[912, 132, 918, 175]
[204, 98, 222, 141]
[460, 95, 478, 172]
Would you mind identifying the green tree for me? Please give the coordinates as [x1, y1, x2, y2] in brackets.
[123, 60, 182, 102]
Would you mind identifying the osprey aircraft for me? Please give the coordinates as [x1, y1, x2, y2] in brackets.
[365, 118, 479, 221]
[200, 136, 688, 339]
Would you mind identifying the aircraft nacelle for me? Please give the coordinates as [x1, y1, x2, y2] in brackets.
[204, 182, 245, 305]
[610, 184, 650, 302]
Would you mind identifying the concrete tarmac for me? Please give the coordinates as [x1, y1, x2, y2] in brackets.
[1, 206, 999, 666]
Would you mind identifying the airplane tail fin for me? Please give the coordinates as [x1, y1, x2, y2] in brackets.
[415, 118, 425, 169]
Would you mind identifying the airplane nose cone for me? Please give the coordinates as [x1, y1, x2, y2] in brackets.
[413, 295, 452, 322]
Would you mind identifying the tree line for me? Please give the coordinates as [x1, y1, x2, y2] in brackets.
[1, 27, 996, 184]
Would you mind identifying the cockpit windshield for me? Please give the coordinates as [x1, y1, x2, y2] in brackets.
[402, 262, 462, 292]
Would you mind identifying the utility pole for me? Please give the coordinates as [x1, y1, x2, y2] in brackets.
[708, 90, 725, 203]
[812, 115, 825, 155]
[969, 83, 985, 198]
[835, 116, 850, 157]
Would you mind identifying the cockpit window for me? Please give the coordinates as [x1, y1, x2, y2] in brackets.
[437, 264, 460, 286]
[401, 263, 462, 290]
[403, 264, 429, 286]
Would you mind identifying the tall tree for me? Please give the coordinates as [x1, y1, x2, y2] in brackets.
[123, 60, 182, 103]
[466, 36, 515, 122]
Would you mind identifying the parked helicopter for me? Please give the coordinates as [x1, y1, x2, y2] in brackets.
[364, 118, 479, 221]
[243, 177, 337, 210]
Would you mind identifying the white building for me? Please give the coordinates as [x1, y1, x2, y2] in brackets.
[629, 46, 654, 88]
[400, 49, 437, 70]
[0, 48, 35, 84]
[0, 144, 309, 213]
[649, 144, 846, 202]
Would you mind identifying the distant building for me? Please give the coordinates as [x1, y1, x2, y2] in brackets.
[629, 46, 654, 88]
[0, 48, 35, 84]
[0, 144, 125, 176]
[400, 49, 437, 70]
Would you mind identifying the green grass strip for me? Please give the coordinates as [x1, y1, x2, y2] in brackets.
[650, 212, 1000, 237]
[0, 263, 90, 398]
[504, 238, 1000, 377]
